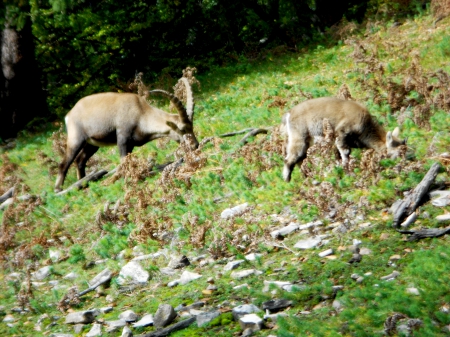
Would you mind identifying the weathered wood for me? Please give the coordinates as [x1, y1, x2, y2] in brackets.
[397, 226, 450, 241]
[392, 162, 441, 227]
[0, 193, 33, 210]
[239, 128, 269, 145]
[0, 187, 14, 204]
[141, 317, 196, 337]
[56, 169, 108, 196]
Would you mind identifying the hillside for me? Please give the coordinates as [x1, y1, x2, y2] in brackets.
[2, 10, 450, 337]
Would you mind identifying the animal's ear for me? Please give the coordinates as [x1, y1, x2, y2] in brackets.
[386, 131, 393, 147]
[392, 127, 400, 138]
[166, 121, 182, 135]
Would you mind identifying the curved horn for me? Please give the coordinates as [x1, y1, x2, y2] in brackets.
[149, 89, 190, 124]
[179, 77, 194, 122]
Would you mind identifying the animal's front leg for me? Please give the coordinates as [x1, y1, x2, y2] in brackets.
[335, 131, 350, 168]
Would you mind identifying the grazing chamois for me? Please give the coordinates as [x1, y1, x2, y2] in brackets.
[54, 77, 198, 192]
[282, 97, 406, 182]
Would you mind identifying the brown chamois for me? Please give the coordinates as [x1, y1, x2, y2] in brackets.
[55, 77, 198, 192]
[282, 97, 406, 182]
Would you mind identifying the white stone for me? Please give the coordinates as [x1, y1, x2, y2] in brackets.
[65, 310, 95, 324]
[263, 280, 295, 292]
[233, 283, 249, 290]
[359, 247, 372, 255]
[179, 270, 202, 285]
[32, 266, 52, 281]
[105, 320, 127, 333]
[381, 270, 400, 281]
[270, 222, 299, 238]
[406, 287, 420, 295]
[132, 314, 154, 327]
[298, 220, 323, 230]
[318, 248, 333, 257]
[121, 326, 133, 337]
[239, 313, 264, 331]
[224, 260, 245, 271]
[132, 252, 165, 261]
[119, 310, 138, 322]
[117, 261, 149, 285]
[230, 269, 262, 280]
[436, 213, 450, 222]
[89, 268, 112, 287]
[221, 203, 249, 219]
[86, 323, 102, 337]
[49, 249, 61, 262]
[3, 314, 14, 322]
[168, 280, 180, 287]
[63, 272, 78, 280]
[245, 253, 262, 261]
[232, 304, 261, 320]
[294, 237, 321, 249]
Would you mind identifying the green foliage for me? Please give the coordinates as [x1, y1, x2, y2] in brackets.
[68, 244, 86, 264]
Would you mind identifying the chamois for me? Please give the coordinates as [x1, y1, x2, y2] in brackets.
[282, 97, 406, 182]
[54, 77, 198, 192]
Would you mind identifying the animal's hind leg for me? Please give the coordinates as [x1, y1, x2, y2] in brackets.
[55, 139, 86, 192]
[283, 138, 308, 182]
[74, 143, 99, 179]
[335, 129, 350, 167]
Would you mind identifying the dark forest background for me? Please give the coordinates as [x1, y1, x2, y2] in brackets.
[0, 0, 425, 139]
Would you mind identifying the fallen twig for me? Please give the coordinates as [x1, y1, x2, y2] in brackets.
[397, 226, 450, 241]
[142, 317, 196, 337]
[0, 187, 14, 204]
[56, 169, 109, 196]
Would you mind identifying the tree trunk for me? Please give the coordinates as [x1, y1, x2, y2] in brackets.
[0, 17, 48, 140]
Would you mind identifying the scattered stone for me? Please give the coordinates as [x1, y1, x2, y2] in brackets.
[230, 269, 262, 280]
[262, 299, 293, 312]
[270, 222, 299, 238]
[406, 287, 420, 295]
[143, 317, 195, 337]
[179, 270, 202, 285]
[154, 304, 177, 328]
[73, 324, 84, 334]
[332, 300, 343, 311]
[263, 311, 288, 322]
[263, 280, 296, 292]
[221, 203, 249, 219]
[132, 314, 154, 327]
[63, 272, 78, 280]
[119, 310, 138, 322]
[356, 277, 364, 283]
[232, 304, 262, 320]
[50, 334, 74, 337]
[359, 247, 372, 255]
[196, 310, 221, 327]
[168, 280, 179, 288]
[294, 237, 321, 250]
[436, 214, 450, 222]
[32, 266, 52, 281]
[121, 326, 133, 337]
[389, 255, 401, 261]
[318, 248, 333, 257]
[242, 328, 254, 336]
[3, 314, 14, 322]
[49, 249, 61, 262]
[105, 320, 127, 333]
[233, 283, 249, 290]
[168, 255, 190, 269]
[65, 310, 95, 324]
[206, 284, 218, 291]
[239, 314, 264, 331]
[245, 253, 262, 261]
[117, 261, 149, 285]
[86, 323, 102, 337]
[175, 301, 205, 313]
[89, 268, 112, 287]
[381, 270, 400, 281]
[224, 260, 245, 271]
[100, 307, 113, 314]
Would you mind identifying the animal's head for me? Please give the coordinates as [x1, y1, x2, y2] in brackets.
[151, 77, 199, 150]
[386, 127, 407, 159]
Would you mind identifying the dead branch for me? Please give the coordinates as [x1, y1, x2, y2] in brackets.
[239, 128, 269, 145]
[56, 169, 109, 196]
[200, 127, 270, 147]
[392, 162, 441, 228]
[142, 317, 196, 337]
[0, 187, 14, 204]
[397, 226, 450, 241]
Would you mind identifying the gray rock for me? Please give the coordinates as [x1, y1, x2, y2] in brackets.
[105, 320, 127, 333]
[49, 249, 61, 262]
[65, 310, 95, 324]
[89, 268, 112, 287]
[233, 283, 249, 290]
[32, 266, 52, 281]
[132, 314, 154, 327]
[121, 326, 133, 337]
[196, 310, 221, 327]
[230, 269, 262, 280]
[381, 270, 400, 281]
[154, 304, 177, 328]
[232, 304, 261, 320]
[270, 222, 299, 238]
[245, 253, 262, 261]
[86, 323, 102, 337]
[73, 324, 84, 334]
[263, 280, 295, 292]
[168, 255, 190, 269]
[262, 299, 293, 312]
[294, 237, 321, 250]
[239, 314, 264, 331]
[332, 300, 343, 311]
[119, 310, 138, 322]
[117, 261, 149, 285]
[406, 287, 420, 295]
[3, 314, 14, 322]
[221, 203, 249, 219]
[168, 280, 179, 287]
[318, 248, 333, 257]
[63, 272, 78, 280]
[224, 260, 245, 271]
[179, 270, 202, 285]
[100, 307, 113, 314]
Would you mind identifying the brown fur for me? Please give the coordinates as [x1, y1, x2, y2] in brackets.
[55, 79, 197, 192]
[282, 97, 406, 182]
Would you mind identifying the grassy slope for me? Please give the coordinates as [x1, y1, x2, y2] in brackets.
[2, 11, 450, 337]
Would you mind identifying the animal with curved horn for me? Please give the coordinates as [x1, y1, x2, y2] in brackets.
[55, 77, 198, 192]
